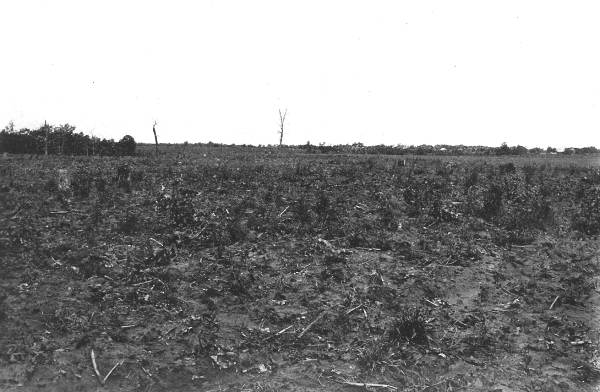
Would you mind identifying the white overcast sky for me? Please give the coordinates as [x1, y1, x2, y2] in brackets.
[1, 1, 599, 148]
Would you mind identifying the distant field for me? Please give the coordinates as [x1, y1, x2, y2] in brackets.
[135, 143, 600, 168]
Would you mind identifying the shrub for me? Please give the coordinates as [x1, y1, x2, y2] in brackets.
[572, 187, 600, 235]
[95, 176, 107, 194]
[45, 178, 58, 193]
[388, 307, 427, 345]
[118, 135, 136, 156]
[116, 164, 131, 192]
[71, 169, 91, 198]
[465, 168, 479, 189]
[499, 162, 516, 175]
[480, 184, 503, 220]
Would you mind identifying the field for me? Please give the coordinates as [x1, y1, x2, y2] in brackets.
[1, 148, 600, 391]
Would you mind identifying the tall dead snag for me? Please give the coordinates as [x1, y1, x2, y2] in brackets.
[152, 121, 159, 155]
[278, 108, 287, 146]
[44, 121, 49, 156]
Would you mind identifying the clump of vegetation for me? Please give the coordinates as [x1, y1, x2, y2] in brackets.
[465, 167, 479, 189]
[116, 164, 131, 193]
[71, 169, 92, 198]
[572, 187, 600, 235]
[118, 212, 139, 234]
[387, 307, 427, 345]
[480, 183, 503, 220]
[44, 178, 58, 193]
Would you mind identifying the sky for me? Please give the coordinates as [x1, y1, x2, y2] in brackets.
[1, 1, 599, 148]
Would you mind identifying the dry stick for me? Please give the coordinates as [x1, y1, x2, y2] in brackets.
[298, 311, 326, 338]
[418, 379, 448, 392]
[448, 315, 468, 328]
[345, 304, 363, 315]
[90, 349, 104, 385]
[338, 381, 397, 390]
[103, 360, 124, 385]
[424, 299, 439, 307]
[263, 325, 294, 342]
[149, 237, 164, 247]
[278, 206, 289, 218]
[549, 295, 560, 310]
[132, 279, 154, 286]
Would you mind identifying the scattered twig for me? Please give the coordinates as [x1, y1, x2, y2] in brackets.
[9, 204, 23, 218]
[90, 349, 103, 385]
[141, 365, 152, 377]
[417, 378, 449, 391]
[263, 324, 294, 341]
[298, 311, 326, 338]
[149, 237, 164, 247]
[278, 206, 289, 218]
[132, 279, 154, 286]
[424, 299, 439, 307]
[345, 304, 363, 315]
[448, 315, 468, 328]
[337, 380, 397, 390]
[549, 295, 560, 310]
[103, 360, 124, 384]
[50, 210, 86, 215]
[499, 286, 518, 297]
[90, 349, 123, 385]
[161, 325, 178, 338]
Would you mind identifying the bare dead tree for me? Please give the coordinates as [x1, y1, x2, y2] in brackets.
[44, 121, 48, 156]
[278, 109, 287, 146]
[152, 121, 159, 155]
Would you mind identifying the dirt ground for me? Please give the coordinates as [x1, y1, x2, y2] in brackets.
[1, 150, 600, 391]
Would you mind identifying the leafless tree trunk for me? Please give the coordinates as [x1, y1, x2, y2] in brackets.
[152, 121, 159, 155]
[278, 109, 287, 146]
[44, 121, 48, 156]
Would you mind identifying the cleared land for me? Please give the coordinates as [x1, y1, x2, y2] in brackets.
[1, 149, 600, 391]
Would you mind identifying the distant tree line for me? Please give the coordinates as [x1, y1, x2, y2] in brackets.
[166, 141, 598, 156]
[0, 122, 136, 156]
[295, 142, 598, 156]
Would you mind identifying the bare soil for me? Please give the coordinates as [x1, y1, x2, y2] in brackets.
[1, 150, 599, 391]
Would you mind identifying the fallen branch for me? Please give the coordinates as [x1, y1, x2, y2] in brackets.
[9, 204, 23, 218]
[90, 349, 103, 385]
[298, 311, 326, 338]
[418, 378, 449, 391]
[50, 210, 86, 215]
[263, 324, 294, 341]
[132, 279, 154, 286]
[149, 237, 164, 247]
[448, 315, 468, 328]
[337, 380, 397, 390]
[278, 206, 289, 218]
[345, 304, 363, 315]
[549, 295, 560, 310]
[424, 299, 439, 307]
[102, 360, 124, 385]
